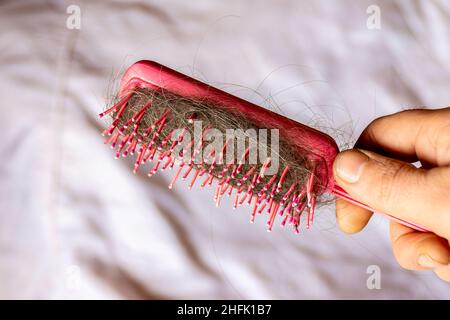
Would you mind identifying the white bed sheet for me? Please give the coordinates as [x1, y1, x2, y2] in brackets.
[0, 0, 449, 299]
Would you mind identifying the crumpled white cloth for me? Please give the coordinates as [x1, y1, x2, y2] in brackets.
[0, 0, 449, 299]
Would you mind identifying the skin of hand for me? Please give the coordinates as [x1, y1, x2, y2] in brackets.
[333, 107, 450, 282]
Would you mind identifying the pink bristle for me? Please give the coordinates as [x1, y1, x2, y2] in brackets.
[188, 169, 200, 189]
[276, 166, 289, 194]
[182, 164, 193, 180]
[257, 200, 267, 215]
[256, 157, 271, 185]
[99, 92, 132, 118]
[234, 147, 250, 176]
[257, 174, 278, 198]
[162, 156, 173, 171]
[267, 202, 280, 232]
[265, 198, 274, 215]
[307, 194, 316, 229]
[115, 134, 131, 159]
[279, 183, 296, 207]
[250, 196, 260, 223]
[236, 166, 255, 187]
[169, 164, 184, 189]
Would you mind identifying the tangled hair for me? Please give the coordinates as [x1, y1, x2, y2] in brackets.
[110, 87, 316, 202]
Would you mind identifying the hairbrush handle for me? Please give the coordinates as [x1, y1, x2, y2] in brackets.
[331, 185, 429, 232]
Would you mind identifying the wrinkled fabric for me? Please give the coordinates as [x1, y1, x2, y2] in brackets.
[0, 0, 449, 299]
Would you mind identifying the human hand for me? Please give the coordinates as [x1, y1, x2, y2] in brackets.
[333, 108, 450, 282]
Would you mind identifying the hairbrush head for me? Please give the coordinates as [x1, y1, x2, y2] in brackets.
[99, 61, 427, 233]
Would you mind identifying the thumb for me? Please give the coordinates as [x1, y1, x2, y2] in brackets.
[333, 149, 449, 237]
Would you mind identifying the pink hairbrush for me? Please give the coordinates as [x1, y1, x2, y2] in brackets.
[99, 61, 427, 233]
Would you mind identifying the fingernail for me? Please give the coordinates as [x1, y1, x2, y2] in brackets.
[334, 150, 370, 183]
[417, 254, 447, 269]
